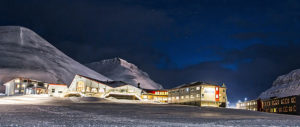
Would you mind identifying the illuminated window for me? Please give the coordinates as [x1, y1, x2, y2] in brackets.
[86, 87, 91, 92]
[15, 79, 20, 83]
[196, 94, 200, 97]
[216, 87, 219, 91]
[91, 88, 97, 93]
[289, 106, 293, 112]
[186, 88, 189, 92]
[190, 95, 194, 99]
[196, 87, 200, 90]
[291, 97, 296, 103]
[216, 94, 219, 99]
[176, 96, 179, 100]
[185, 95, 189, 99]
[76, 81, 85, 92]
[99, 88, 105, 93]
[181, 96, 184, 99]
[17, 85, 20, 88]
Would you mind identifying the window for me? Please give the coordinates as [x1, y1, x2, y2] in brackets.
[58, 91, 62, 93]
[52, 89, 55, 93]
[215, 87, 219, 91]
[15, 79, 20, 83]
[86, 87, 91, 92]
[201, 94, 204, 98]
[291, 97, 296, 103]
[186, 88, 189, 92]
[99, 88, 104, 93]
[91, 88, 97, 93]
[176, 96, 179, 100]
[196, 87, 200, 90]
[185, 95, 189, 99]
[76, 81, 85, 92]
[196, 94, 200, 97]
[216, 94, 219, 99]
[181, 96, 184, 99]
[17, 85, 20, 88]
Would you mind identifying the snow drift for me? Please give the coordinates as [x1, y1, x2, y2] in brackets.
[258, 69, 300, 99]
[86, 58, 163, 89]
[0, 26, 111, 85]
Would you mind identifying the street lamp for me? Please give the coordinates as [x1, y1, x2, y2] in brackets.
[34, 83, 37, 95]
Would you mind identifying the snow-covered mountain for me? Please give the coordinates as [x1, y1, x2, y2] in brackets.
[86, 58, 163, 89]
[0, 26, 111, 86]
[258, 69, 300, 99]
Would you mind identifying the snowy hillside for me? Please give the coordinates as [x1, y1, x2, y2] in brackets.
[86, 58, 163, 89]
[0, 26, 111, 85]
[258, 69, 300, 99]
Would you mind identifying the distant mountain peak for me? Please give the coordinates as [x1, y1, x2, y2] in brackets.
[86, 58, 163, 89]
[0, 26, 111, 85]
[258, 69, 300, 99]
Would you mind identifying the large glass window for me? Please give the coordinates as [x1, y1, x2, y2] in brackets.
[76, 81, 85, 92]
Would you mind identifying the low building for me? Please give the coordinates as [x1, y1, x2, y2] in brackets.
[105, 84, 142, 100]
[68, 74, 143, 100]
[236, 100, 262, 111]
[141, 89, 168, 103]
[68, 75, 113, 97]
[168, 82, 227, 107]
[48, 84, 68, 97]
[262, 95, 300, 115]
[4, 77, 48, 96]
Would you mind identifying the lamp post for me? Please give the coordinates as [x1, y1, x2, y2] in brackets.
[34, 83, 37, 95]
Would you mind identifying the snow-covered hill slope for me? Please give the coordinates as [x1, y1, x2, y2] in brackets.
[0, 26, 111, 85]
[258, 69, 300, 99]
[86, 58, 163, 89]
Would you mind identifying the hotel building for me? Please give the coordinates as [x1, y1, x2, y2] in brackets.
[168, 82, 227, 107]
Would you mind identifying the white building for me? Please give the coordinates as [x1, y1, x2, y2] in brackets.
[68, 75, 113, 97]
[48, 84, 68, 97]
[4, 77, 48, 96]
[69, 74, 143, 100]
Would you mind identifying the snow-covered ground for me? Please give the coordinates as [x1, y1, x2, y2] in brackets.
[0, 96, 299, 126]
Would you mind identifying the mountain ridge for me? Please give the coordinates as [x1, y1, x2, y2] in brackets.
[0, 26, 111, 85]
[86, 57, 163, 89]
[258, 69, 300, 99]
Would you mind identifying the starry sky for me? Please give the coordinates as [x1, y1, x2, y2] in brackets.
[1, 0, 300, 103]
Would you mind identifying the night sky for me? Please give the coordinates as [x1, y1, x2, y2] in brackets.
[1, 0, 300, 104]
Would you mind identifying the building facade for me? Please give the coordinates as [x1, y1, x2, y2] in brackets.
[168, 82, 227, 107]
[262, 95, 300, 115]
[105, 85, 143, 100]
[48, 84, 68, 97]
[236, 100, 262, 111]
[68, 75, 113, 97]
[4, 77, 48, 96]
[141, 89, 168, 103]
[68, 75, 143, 100]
